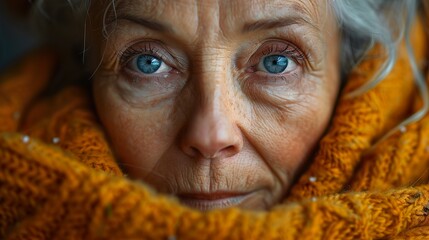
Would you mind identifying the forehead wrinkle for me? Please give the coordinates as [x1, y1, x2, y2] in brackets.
[220, 0, 324, 37]
[105, 0, 166, 25]
[193, 0, 223, 42]
[112, 0, 200, 41]
[101, 0, 329, 48]
[283, 2, 324, 31]
[292, 0, 331, 30]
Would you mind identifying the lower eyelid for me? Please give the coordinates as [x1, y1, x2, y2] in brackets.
[251, 64, 302, 81]
[121, 67, 178, 86]
[239, 74, 304, 105]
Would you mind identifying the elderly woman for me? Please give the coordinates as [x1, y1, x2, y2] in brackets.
[1, 0, 429, 239]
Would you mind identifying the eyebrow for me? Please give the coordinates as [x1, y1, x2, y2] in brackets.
[111, 14, 319, 35]
[107, 5, 318, 35]
[111, 14, 174, 33]
[242, 15, 319, 33]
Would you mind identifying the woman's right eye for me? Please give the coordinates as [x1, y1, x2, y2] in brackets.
[128, 54, 172, 75]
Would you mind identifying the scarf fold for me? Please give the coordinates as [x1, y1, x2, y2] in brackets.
[1, 18, 429, 240]
[288, 17, 429, 200]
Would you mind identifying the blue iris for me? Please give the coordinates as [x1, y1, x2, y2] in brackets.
[136, 55, 162, 74]
[263, 55, 289, 74]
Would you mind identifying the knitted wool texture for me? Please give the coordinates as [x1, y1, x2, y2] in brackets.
[2, 18, 429, 240]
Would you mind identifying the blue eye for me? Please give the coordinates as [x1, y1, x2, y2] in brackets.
[262, 55, 289, 74]
[136, 55, 162, 74]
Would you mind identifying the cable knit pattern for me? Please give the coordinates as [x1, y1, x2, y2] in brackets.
[287, 18, 427, 200]
[2, 18, 429, 240]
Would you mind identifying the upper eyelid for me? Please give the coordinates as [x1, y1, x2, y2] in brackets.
[119, 44, 171, 66]
[248, 42, 307, 67]
[119, 42, 189, 71]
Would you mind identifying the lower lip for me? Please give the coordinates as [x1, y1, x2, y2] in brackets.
[178, 192, 254, 211]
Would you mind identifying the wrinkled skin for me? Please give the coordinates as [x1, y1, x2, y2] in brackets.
[92, 0, 340, 211]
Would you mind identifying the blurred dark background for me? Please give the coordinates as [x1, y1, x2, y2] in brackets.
[0, 0, 40, 71]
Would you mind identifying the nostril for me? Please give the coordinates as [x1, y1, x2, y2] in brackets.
[208, 145, 237, 159]
[221, 146, 236, 157]
[188, 145, 237, 159]
[189, 146, 201, 157]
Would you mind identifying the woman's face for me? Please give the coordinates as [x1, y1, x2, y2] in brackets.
[93, 0, 340, 211]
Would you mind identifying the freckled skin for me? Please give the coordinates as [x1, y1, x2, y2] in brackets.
[92, 0, 340, 210]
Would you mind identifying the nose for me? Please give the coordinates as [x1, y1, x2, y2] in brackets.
[179, 89, 243, 159]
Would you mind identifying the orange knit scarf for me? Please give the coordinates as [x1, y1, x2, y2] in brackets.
[1, 18, 429, 240]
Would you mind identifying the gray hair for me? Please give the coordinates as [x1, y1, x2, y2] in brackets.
[31, 0, 428, 134]
[333, 0, 428, 142]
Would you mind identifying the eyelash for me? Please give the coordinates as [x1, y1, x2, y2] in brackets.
[119, 43, 168, 67]
[253, 42, 305, 67]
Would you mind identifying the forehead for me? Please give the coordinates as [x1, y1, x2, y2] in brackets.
[113, 0, 324, 16]
[108, 0, 330, 37]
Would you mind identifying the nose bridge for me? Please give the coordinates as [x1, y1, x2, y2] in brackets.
[195, 54, 234, 149]
[198, 79, 230, 135]
[200, 74, 227, 118]
[179, 48, 242, 159]
[193, 47, 231, 117]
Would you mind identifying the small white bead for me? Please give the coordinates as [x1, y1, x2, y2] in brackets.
[22, 135, 30, 143]
[311, 197, 317, 202]
[164, 75, 168, 78]
[309, 176, 317, 182]
[168, 236, 177, 240]
[399, 126, 406, 133]
[52, 137, 60, 144]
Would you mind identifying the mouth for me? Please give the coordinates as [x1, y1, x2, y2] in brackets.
[177, 191, 255, 211]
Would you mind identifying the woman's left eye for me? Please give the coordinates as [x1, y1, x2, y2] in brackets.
[128, 54, 172, 74]
[257, 55, 297, 74]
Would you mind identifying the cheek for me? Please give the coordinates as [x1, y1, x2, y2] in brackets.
[249, 85, 337, 186]
[92, 78, 179, 176]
